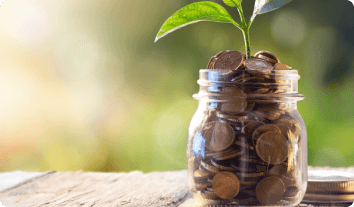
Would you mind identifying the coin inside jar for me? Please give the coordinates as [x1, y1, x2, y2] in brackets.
[251, 124, 281, 147]
[204, 121, 235, 152]
[256, 131, 288, 165]
[212, 171, 240, 199]
[214, 50, 245, 70]
[243, 121, 265, 139]
[256, 176, 286, 205]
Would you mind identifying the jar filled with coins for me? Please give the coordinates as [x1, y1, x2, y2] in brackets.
[187, 50, 307, 206]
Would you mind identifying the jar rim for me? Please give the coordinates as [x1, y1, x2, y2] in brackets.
[194, 69, 305, 102]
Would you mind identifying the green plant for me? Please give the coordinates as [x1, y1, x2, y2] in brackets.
[155, 0, 294, 59]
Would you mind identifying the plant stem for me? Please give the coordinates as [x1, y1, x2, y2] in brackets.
[242, 27, 251, 59]
[236, 5, 251, 59]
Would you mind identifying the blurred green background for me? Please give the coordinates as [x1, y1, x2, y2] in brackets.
[0, 0, 353, 173]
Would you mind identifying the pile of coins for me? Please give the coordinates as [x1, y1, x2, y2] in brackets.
[190, 50, 304, 206]
[303, 170, 354, 204]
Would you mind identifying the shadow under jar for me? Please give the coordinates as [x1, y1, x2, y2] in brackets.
[187, 69, 307, 206]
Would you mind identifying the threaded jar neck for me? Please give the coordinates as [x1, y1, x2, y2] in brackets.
[193, 69, 304, 102]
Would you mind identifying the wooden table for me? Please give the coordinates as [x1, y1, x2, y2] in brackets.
[0, 167, 353, 207]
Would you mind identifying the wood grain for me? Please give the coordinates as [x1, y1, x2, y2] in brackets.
[0, 167, 353, 207]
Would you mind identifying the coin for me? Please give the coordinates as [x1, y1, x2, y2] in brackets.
[274, 124, 293, 141]
[245, 58, 274, 73]
[220, 102, 248, 114]
[254, 51, 280, 65]
[211, 159, 236, 171]
[252, 124, 281, 147]
[307, 170, 354, 194]
[256, 176, 286, 205]
[283, 186, 300, 201]
[273, 117, 300, 135]
[214, 150, 244, 161]
[200, 188, 219, 199]
[274, 62, 290, 70]
[250, 87, 270, 94]
[238, 156, 268, 166]
[194, 169, 215, 180]
[204, 121, 235, 152]
[214, 50, 245, 70]
[212, 171, 240, 199]
[303, 193, 354, 203]
[216, 112, 250, 122]
[256, 131, 288, 165]
[234, 140, 254, 151]
[207, 56, 217, 69]
[242, 121, 265, 140]
[201, 161, 220, 174]
[237, 171, 266, 178]
[195, 182, 212, 190]
[267, 165, 294, 188]
[205, 148, 233, 158]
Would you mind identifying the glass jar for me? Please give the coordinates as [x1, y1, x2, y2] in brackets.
[187, 69, 307, 206]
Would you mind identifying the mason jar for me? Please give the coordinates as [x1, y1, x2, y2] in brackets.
[187, 68, 307, 206]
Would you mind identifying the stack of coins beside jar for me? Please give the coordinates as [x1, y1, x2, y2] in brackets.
[187, 50, 307, 206]
[302, 169, 354, 205]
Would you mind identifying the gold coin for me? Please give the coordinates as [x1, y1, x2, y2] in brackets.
[274, 62, 290, 70]
[256, 131, 288, 165]
[212, 171, 240, 199]
[244, 102, 255, 111]
[234, 140, 254, 150]
[237, 171, 266, 178]
[250, 87, 270, 94]
[220, 86, 245, 95]
[307, 170, 354, 194]
[267, 165, 295, 188]
[242, 121, 265, 140]
[275, 123, 294, 142]
[273, 117, 300, 135]
[254, 51, 280, 65]
[214, 150, 244, 161]
[200, 188, 219, 199]
[195, 182, 212, 190]
[216, 111, 250, 122]
[201, 161, 220, 174]
[303, 193, 354, 203]
[211, 159, 236, 171]
[283, 186, 300, 201]
[250, 111, 267, 122]
[207, 56, 217, 69]
[238, 156, 268, 166]
[215, 50, 230, 58]
[252, 124, 281, 147]
[205, 148, 234, 158]
[204, 121, 235, 152]
[214, 50, 245, 70]
[220, 102, 248, 114]
[194, 169, 215, 180]
[256, 176, 286, 205]
[231, 73, 258, 83]
[245, 58, 274, 74]
[241, 180, 259, 186]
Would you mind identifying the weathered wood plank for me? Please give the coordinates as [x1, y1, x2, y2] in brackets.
[0, 171, 46, 192]
[0, 170, 190, 207]
[0, 167, 353, 207]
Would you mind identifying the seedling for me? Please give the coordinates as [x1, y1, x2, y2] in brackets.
[155, 0, 295, 59]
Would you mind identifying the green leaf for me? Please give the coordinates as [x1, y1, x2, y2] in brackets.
[251, 0, 293, 22]
[223, 0, 242, 7]
[155, 1, 238, 42]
